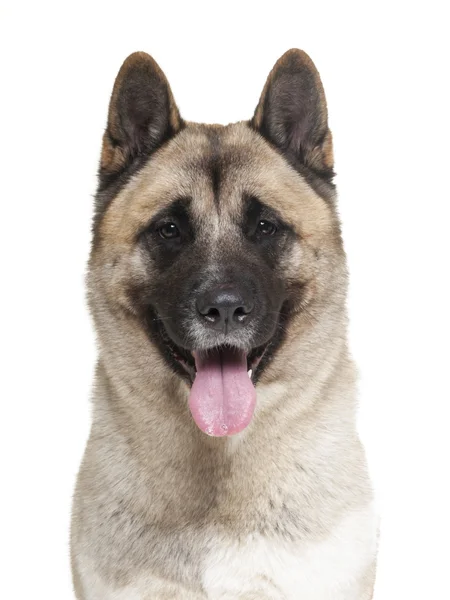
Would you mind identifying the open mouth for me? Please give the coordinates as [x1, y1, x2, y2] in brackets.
[165, 338, 268, 385]
[151, 318, 271, 437]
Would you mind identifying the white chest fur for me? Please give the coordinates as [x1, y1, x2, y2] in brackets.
[201, 503, 378, 600]
[77, 503, 377, 600]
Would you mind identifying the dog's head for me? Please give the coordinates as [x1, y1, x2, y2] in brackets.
[89, 50, 346, 436]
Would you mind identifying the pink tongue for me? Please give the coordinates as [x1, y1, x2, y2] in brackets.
[189, 348, 256, 437]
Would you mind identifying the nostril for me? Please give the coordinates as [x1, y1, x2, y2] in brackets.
[233, 306, 246, 321]
[201, 307, 221, 323]
[233, 303, 254, 322]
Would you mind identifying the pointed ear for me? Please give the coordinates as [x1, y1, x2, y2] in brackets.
[99, 52, 183, 186]
[251, 49, 334, 180]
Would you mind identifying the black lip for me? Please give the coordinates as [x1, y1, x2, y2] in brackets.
[146, 309, 196, 383]
[145, 303, 291, 386]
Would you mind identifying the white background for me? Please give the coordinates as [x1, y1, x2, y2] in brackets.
[1, 1, 449, 598]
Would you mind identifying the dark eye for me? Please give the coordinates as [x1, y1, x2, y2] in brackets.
[256, 220, 277, 235]
[158, 223, 180, 240]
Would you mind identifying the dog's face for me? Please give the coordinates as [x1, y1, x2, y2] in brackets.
[90, 50, 345, 436]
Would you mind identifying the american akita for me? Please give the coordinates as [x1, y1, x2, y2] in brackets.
[71, 49, 378, 599]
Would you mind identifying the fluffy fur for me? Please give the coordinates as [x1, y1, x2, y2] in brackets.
[71, 49, 377, 599]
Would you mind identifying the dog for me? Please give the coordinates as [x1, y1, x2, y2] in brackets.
[71, 49, 378, 599]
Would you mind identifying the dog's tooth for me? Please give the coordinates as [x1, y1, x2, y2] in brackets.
[248, 369, 252, 379]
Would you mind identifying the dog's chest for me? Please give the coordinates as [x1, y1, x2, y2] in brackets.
[201, 503, 377, 600]
[77, 503, 377, 600]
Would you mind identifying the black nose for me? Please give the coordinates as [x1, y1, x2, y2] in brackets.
[196, 286, 254, 332]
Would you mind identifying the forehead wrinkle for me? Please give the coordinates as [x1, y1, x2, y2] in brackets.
[206, 129, 222, 207]
[189, 168, 218, 232]
[189, 133, 239, 237]
[192, 187, 239, 260]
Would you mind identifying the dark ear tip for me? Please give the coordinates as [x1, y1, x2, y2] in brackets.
[117, 51, 165, 79]
[122, 51, 153, 63]
[274, 48, 319, 74]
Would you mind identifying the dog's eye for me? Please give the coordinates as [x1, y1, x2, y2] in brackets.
[159, 223, 180, 240]
[257, 220, 277, 236]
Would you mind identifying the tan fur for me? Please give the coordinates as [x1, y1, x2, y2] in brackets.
[71, 50, 377, 599]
